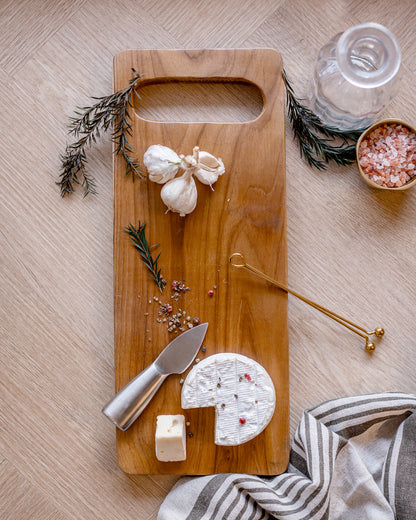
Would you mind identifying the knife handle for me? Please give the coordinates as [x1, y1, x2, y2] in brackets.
[102, 363, 168, 431]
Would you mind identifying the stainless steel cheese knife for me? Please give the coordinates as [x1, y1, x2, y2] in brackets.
[102, 323, 208, 431]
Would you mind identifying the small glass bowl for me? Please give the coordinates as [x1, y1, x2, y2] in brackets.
[356, 118, 416, 191]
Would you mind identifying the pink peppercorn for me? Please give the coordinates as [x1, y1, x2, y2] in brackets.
[208, 290, 214, 297]
[239, 418, 246, 425]
[244, 373, 251, 381]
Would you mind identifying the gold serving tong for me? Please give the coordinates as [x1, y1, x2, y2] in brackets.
[229, 253, 384, 352]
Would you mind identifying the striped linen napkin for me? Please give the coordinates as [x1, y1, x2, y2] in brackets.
[158, 392, 416, 520]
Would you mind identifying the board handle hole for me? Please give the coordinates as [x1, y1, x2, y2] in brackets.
[133, 79, 264, 123]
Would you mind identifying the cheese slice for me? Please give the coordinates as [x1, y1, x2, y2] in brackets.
[155, 415, 186, 462]
[181, 353, 276, 446]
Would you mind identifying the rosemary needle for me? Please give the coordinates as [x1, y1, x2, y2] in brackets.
[125, 222, 165, 293]
[57, 68, 144, 197]
[282, 69, 367, 169]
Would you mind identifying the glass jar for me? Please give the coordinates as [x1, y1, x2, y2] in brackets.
[308, 23, 401, 130]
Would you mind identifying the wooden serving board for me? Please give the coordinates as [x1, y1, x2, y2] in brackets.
[113, 49, 289, 475]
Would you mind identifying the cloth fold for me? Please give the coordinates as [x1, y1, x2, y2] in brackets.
[158, 392, 416, 520]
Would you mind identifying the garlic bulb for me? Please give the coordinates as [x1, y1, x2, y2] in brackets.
[193, 150, 225, 188]
[160, 170, 197, 217]
[143, 145, 181, 184]
[146, 144, 225, 217]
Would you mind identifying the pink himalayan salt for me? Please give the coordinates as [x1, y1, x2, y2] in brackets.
[358, 123, 416, 188]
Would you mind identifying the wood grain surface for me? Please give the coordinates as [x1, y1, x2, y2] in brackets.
[113, 49, 288, 475]
[1, 0, 416, 518]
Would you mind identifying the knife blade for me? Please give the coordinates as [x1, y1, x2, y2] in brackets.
[102, 323, 208, 431]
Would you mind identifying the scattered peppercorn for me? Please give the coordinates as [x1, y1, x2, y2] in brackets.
[201, 346, 207, 353]
[172, 280, 189, 293]
[188, 432, 194, 438]
[239, 418, 246, 425]
[244, 373, 251, 381]
[159, 303, 173, 315]
[144, 279, 206, 336]
[208, 290, 214, 297]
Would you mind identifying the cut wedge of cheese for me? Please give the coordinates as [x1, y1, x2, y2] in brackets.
[155, 415, 186, 462]
[181, 353, 276, 446]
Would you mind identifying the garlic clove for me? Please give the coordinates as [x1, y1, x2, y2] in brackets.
[160, 171, 198, 217]
[143, 144, 181, 184]
[194, 168, 222, 188]
[198, 151, 222, 169]
[194, 151, 225, 188]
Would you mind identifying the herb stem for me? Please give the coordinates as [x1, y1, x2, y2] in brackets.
[58, 69, 144, 196]
[282, 69, 367, 169]
[125, 222, 165, 292]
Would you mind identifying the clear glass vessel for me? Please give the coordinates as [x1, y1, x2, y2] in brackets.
[308, 23, 401, 130]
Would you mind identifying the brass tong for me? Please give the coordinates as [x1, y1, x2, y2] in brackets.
[229, 253, 384, 352]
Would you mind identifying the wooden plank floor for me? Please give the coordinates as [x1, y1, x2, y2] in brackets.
[1, 0, 416, 518]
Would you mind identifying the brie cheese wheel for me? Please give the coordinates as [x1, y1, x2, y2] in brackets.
[181, 353, 276, 446]
[155, 415, 186, 462]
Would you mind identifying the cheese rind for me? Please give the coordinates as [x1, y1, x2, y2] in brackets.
[181, 353, 276, 446]
[155, 415, 186, 462]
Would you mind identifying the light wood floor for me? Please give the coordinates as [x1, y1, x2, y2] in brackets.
[1, 1, 416, 519]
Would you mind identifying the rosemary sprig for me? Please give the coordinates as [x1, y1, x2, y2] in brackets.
[58, 69, 144, 197]
[125, 222, 165, 292]
[282, 69, 366, 169]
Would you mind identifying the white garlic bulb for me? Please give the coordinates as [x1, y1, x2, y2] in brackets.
[194, 150, 225, 188]
[146, 144, 225, 217]
[160, 170, 197, 217]
[143, 145, 181, 184]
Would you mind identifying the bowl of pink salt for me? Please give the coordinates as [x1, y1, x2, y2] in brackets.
[356, 119, 416, 190]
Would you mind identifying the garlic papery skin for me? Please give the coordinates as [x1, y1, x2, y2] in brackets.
[160, 170, 197, 217]
[143, 144, 181, 184]
[180, 153, 198, 170]
[194, 151, 225, 188]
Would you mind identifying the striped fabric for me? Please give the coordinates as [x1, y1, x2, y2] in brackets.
[158, 392, 416, 520]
